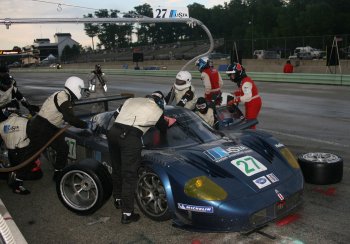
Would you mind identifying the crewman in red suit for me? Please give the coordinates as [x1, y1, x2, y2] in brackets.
[283, 60, 294, 73]
[226, 63, 262, 129]
[195, 57, 223, 105]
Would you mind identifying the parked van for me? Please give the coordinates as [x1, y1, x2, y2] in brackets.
[253, 50, 280, 59]
[293, 46, 322, 59]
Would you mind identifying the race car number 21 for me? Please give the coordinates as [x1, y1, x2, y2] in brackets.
[231, 156, 267, 176]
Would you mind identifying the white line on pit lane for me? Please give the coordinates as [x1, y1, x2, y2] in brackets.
[261, 129, 350, 148]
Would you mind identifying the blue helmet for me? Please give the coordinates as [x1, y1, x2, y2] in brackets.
[195, 57, 209, 71]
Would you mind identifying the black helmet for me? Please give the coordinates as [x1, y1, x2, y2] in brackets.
[196, 97, 208, 114]
[0, 73, 13, 91]
[226, 62, 246, 84]
[151, 90, 165, 110]
[95, 64, 102, 74]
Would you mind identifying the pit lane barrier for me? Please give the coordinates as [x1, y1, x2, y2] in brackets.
[0, 198, 28, 243]
[12, 68, 350, 86]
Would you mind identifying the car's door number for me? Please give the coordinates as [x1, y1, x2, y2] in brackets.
[65, 137, 76, 159]
[231, 156, 267, 176]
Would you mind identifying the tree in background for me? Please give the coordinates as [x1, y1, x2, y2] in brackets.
[61, 44, 81, 62]
[82, 0, 350, 53]
[84, 13, 99, 51]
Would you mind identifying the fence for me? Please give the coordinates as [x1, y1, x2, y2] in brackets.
[222, 34, 350, 59]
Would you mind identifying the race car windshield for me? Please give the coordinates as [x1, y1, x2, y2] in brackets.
[142, 107, 221, 149]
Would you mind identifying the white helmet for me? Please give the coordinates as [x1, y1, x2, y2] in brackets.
[65, 76, 85, 100]
[174, 71, 192, 90]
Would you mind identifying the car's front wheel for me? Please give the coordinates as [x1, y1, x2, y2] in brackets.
[56, 159, 112, 215]
[136, 169, 171, 221]
[298, 152, 343, 185]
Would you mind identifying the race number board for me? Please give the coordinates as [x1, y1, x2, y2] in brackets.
[152, 7, 189, 18]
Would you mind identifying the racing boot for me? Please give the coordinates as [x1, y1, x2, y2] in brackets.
[53, 169, 63, 182]
[12, 179, 30, 195]
[121, 212, 140, 224]
[114, 199, 122, 209]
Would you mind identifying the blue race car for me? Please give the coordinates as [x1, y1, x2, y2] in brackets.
[51, 98, 303, 232]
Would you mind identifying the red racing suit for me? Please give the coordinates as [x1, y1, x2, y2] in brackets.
[229, 76, 262, 129]
[201, 67, 223, 105]
[283, 63, 294, 73]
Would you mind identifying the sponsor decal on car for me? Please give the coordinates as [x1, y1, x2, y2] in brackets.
[275, 143, 284, 148]
[204, 147, 229, 161]
[266, 173, 279, 183]
[204, 145, 251, 162]
[275, 189, 285, 201]
[253, 176, 271, 189]
[65, 137, 76, 159]
[178, 203, 214, 213]
[231, 156, 267, 176]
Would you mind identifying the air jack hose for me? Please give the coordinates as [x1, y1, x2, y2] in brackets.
[0, 125, 71, 173]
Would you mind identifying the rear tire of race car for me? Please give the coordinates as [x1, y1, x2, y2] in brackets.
[56, 159, 113, 215]
[136, 167, 172, 221]
[298, 152, 343, 185]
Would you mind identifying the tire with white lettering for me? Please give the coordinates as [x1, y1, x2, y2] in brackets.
[135, 167, 171, 221]
[56, 159, 113, 215]
[298, 152, 343, 185]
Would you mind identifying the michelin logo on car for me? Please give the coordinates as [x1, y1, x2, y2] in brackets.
[178, 203, 214, 213]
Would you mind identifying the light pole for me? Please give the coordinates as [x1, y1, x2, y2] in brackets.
[249, 16, 254, 58]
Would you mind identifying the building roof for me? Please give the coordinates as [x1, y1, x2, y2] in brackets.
[54, 33, 72, 37]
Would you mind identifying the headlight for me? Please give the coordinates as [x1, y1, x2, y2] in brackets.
[280, 148, 300, 169]
[184, 176, 227, 201]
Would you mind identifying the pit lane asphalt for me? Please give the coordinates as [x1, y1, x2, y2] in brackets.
[0, 71, 349, 244]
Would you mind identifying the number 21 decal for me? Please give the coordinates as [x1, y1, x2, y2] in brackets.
[231, 156, 267, 176]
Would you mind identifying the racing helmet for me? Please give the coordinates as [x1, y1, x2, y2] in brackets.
[64, 76, 86, 100]
[195, 57, 209, 71]
[151, 90, 166, 110]
[195, 97, 208, 114]
[95, 64, 102, 74]
[0, 73, 13, 91]
[226, 62, 246, 84]
[174, 71, 192, 91]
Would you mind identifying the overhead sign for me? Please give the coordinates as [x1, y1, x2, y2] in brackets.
[152, 7, 189, 19]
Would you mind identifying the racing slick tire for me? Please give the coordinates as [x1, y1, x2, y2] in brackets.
[56, 158, 113, 215]
[136, 166, 172, 221]
[298, 152, 343, 185]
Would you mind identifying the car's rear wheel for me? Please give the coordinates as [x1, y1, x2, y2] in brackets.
[136, 168, 171, 221]
[298, 152, 343, 185]
[56, 159, 112, 215]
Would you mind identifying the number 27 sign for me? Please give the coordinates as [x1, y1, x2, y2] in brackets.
[153, 7, 189, 19]
[231, 156, 267, 176]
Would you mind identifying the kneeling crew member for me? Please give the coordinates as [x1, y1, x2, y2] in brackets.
[0, 111, 36, 194]
[195, 97, 217, 128]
